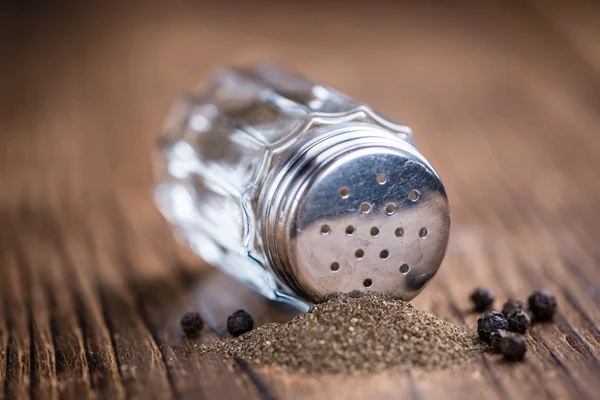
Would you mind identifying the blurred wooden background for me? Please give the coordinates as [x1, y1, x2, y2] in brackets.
[1, 1, 600, 399]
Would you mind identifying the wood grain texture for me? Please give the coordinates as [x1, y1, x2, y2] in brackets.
[15, 233, 58, 400]
[1, 1, 600, 399]
[1, 248, 30, 399]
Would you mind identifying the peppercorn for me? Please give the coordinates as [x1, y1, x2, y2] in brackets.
[470, 287, 495, 312]
[490, 329, 509, 353]
[227, 309, 254, 337]
[528, 290, 557, 322]
[477, 311, 508, 342]
[180, 311, 204, 338]
[501, 298, 527, 317]
[499, 332, 527, 362]
[507, 309, 531, 334]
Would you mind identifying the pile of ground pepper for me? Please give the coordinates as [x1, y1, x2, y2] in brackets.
[200, 294, 485, 374]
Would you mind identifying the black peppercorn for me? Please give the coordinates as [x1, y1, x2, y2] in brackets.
[528, 289, 557, 322]
[499, 332, 527, 362]
[477, 311, 508, 342]
[180, 311, 204, 338]
[227, 309, 254, 337]
[507, 309, 531, 334]
[470, 287, 495, 312]
[490, 330, 509, 353]
[501, 298, 527, 317]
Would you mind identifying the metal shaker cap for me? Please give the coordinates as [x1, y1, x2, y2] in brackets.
[262, 125, 451, 303]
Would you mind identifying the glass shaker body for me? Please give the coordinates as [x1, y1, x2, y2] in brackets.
[155, 64, 450, 310]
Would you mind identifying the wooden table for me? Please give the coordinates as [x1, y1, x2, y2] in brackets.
[1, 1, 600, 398]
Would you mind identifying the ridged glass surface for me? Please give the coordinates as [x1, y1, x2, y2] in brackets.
[154, 65, 414, 310]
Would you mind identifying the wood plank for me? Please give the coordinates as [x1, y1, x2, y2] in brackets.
[416, 260, 550, 400]
[441, 143, 600, 399]
[479, 74, 600, 389]
[1, 1, 600, 399]
[256, 367, 413, 400]
[527, 0, 600, 76]
[0, 245, 6, 399]
[426, 168, 599, 399]
[89, 236, 173, 399]
[450, 237, 592, 400]
[52, 219, 126, 399]
[1, 244, 31, 399]
[112, 198, 267, 400]
[11, 220, 58, 400]
[38, 227, 92, 398]
[135, 271, 266, 400]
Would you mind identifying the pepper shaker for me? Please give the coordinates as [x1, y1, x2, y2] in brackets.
[155, 64, 450, 310]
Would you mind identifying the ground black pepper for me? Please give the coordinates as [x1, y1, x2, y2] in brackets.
[477, 311, 508, 342]
[227, 309, 254, 337]
[470, 287, 495, 312]
[181, 311, 204, 337]
[202, 294, 485, 374]
[528, 290, 557, 322]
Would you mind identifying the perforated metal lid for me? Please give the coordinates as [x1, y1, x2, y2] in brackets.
[262, 125, 450, 303]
